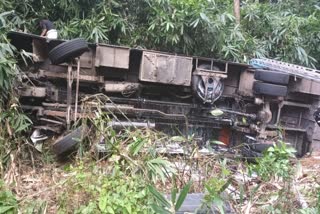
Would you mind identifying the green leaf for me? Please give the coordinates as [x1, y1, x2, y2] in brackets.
[217, 179, 231, 194]
[150, 204, 170, 214]
[148, 23, 156, 31]
[0, 206, 15, 213]
[126, 204, 132, 213]
[171, 188, 177, 204]
[211, 140, 225, 145]
[148, 185, 170, 208]
[129, 137, 146, 156]
[175, 181, 192, 211]
[190, 18, 200, 28]
[166, 22, 170, 31]
[267, 146, 275, 152]
[210, 109, 224, 116]
[98, 196, 107, 211]
[200, 12, 210, 23]
[285, 147, 297, 154]
[106, 206, 115, 214]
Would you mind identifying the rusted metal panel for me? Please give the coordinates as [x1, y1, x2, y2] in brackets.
[32, 39, 48, 62]
[79, 48, 94, 68]
[139, 51, 193, 86]
[291, 78, 320, 95]
[95, 44, 130, 69]
[194, 56, 248, 68]
[223, 70, 240, 96]
[36, 69, 104, 83]
[19, 87, 46, 97]
[223, 86, 237, 97]
[47, 64, 96, 76]
[238, 70, 254, 97]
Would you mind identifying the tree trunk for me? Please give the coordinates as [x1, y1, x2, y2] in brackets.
[233, 0, 240, 24]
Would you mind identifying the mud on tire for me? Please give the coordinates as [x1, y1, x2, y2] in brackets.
[49, 38, 88, 65]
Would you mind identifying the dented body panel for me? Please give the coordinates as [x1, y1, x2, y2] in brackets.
[139, 51, 193, 86]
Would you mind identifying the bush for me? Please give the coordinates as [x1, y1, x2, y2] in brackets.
[249, 141, 296, 181]
[59, 164, 154, 214]
[0, 180, 17, 214]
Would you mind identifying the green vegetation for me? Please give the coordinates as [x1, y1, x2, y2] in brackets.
[59, 164, 153, 214]
[1, 0, 320, 213]
[249, 141, 296, 181]
[0, 127, 319, 213]
[0, 180, 17, 214]
[0, 9, 32, 177]
[1, 0, 320, 66]
[148, 182, 192, 213]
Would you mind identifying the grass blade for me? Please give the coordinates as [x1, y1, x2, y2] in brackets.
[175, 181, 192, 211]
[148, 185, 170, 208]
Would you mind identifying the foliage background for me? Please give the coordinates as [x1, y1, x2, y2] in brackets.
[1, 0, 320, 67]
[1, 1, 320, 212]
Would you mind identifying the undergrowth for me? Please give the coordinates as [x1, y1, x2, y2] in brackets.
[58, 163, 153, 214]
[0, 10, 33, 179]
[0, 94, 319, 214]
[0, 2, 320, 213]
[248, 141, 296, 181]
[0, 179, 17, 214]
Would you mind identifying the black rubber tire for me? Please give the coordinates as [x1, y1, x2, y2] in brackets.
[251, 143, 273, 152]
[253, 81, 288, 96]
[241, 146, 263, 162]
[52, 126, 86, 155]
[242, 136, 271, 161]
[48, 38, 88, 65]
[254, 69, 289, 85]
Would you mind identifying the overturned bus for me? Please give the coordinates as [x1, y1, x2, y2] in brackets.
[8, 31, 320, 156]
